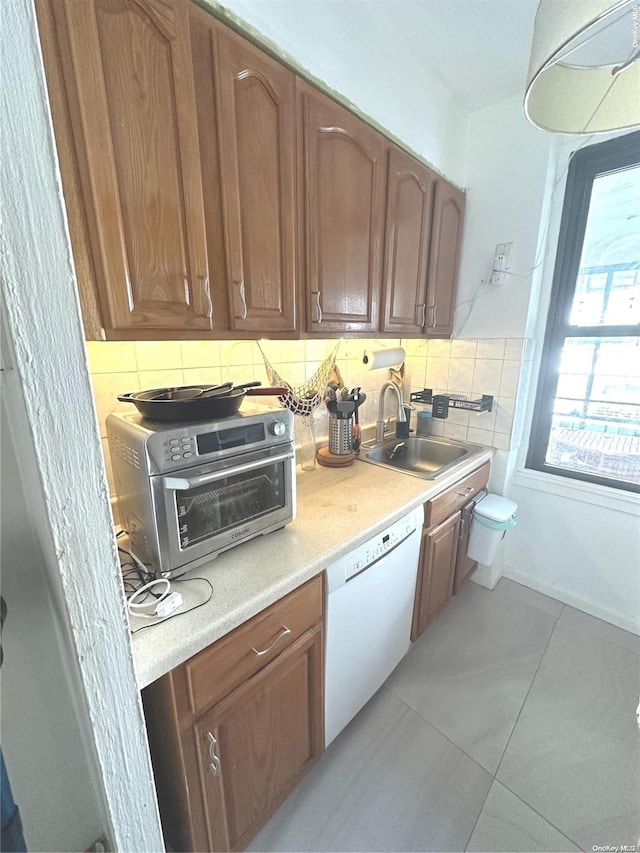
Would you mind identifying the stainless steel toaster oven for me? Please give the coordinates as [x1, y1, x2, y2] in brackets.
[106, 407, 296, 576]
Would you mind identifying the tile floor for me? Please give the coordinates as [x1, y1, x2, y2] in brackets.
[249, 578, 640, 853]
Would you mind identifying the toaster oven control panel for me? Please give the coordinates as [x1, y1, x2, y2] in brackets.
[165, 435, 195, 463]
[136, 409, 294, 473]
[196, 422, 266, 455]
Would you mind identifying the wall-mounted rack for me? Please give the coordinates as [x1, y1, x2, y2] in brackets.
[409, 389, 494, 419]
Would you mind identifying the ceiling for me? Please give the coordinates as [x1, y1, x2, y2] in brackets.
[236, 0, 541, 113]
[366, 0, 540, 112]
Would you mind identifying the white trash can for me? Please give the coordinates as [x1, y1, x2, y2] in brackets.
[467, 493, 518, 565]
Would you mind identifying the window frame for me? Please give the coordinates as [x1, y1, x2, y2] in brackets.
[526, 130, 640, 494]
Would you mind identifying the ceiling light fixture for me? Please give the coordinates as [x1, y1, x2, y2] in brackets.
[525, 0, 640, 134]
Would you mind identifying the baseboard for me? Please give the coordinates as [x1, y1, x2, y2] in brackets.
[503, 566, 640, 637]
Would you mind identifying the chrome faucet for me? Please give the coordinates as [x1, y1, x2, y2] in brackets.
[376, 381, 406, 444]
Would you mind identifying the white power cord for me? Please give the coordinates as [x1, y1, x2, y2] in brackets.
[127, 578, 183, 620]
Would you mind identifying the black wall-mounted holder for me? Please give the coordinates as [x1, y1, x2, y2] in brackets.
[409, 389, 494, 420]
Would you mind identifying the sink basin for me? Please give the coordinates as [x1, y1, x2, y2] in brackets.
[360, 435, 485, 479]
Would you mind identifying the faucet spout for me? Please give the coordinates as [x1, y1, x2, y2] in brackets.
[376, 381, 406, 444]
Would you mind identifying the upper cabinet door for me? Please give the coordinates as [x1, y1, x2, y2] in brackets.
[382, 147, 437, 335]
[299, 83, 385, 334]
[47, 0, 211, 336]
[216, 28, 296, 333]
[425, 180, 466, 337]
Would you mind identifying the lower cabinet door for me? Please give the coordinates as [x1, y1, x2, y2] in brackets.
[412, 511, 461, 641]
[194, 625, 324, 852]
[453, 499, 477, 594]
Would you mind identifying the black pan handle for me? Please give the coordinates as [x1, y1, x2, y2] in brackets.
[117, 392, 136, 403]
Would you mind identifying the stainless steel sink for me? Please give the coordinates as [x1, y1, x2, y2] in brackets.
[360, 435, 485, 479]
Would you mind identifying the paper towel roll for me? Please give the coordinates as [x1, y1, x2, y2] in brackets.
[362, 347, 406, 370]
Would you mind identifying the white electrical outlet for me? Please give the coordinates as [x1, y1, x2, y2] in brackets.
[490, 241, 513, 286]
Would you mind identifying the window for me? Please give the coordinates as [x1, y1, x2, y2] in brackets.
[527, 131, 640, 493]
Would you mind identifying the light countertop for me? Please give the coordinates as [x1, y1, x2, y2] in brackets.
[131, 450, 492, 689]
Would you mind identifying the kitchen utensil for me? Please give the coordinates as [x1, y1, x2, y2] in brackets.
[336, 401, 355, 417]
[117, 381, 276, 422]
[118, 387, 247, 422]
[145, 382, 233, 401]
[329, 416, 353, 455]
[197, 381, 255, 398]
[352, 389, 366, 453]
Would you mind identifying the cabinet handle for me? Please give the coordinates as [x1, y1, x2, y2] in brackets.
[251, 625, 291, 657]
[207, 732, 221, 776]
[311, 290, 322, 324]
[428, 304, 437, 328]
[235, 279, 247, 320]
[458, 516, 466, 541]
[200, 274, 212, 321]
[457, 486, 474, 497]
[420, 303, 426, 328]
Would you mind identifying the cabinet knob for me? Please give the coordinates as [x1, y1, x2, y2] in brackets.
[207, 731, 221, 776]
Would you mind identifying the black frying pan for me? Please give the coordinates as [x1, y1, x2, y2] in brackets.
[117, 382, 286, 422]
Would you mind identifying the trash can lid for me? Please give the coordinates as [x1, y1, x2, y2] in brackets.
[473, 493, 518, 523]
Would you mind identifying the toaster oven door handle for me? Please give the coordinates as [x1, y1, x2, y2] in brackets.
[163, 452, 292, 492]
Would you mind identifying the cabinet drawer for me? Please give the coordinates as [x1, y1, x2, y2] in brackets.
[423, 462, 490, 529]
[185, 575, 323, 716]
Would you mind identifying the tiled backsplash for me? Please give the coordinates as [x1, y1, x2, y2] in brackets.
[402, 337, 534, 452]
[87, 337, 532, 513]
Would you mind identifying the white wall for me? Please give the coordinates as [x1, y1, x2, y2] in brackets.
[506, 476, 640, 634]
[502, 131, 640, 636]
[0, 394, 106, 852]
[0, 0, 164, 848]
[454, 95, 553, 339]
[450, 98, 640, 634]
[202, 0, 469, 186]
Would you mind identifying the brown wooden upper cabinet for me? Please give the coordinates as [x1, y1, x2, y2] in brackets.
[381, 147, 438, 335]
[298, 82, 386, 334]
[39, 0, 466, 341]
[425, 180, 466, 337]
[214, 26, 297, 333]
[38, 0, 213, 338]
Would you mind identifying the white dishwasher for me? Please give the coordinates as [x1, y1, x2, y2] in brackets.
[324, 506, 422, 746]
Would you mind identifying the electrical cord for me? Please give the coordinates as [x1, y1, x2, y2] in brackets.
[130, 577, 214, 635]
[455, 259, 495, 335]
[127, 578, 172, 618]
[116, 531, 215, 633]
